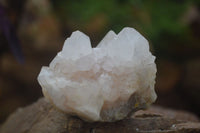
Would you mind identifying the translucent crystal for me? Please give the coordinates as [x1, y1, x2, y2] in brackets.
[37, 27, 157, 122]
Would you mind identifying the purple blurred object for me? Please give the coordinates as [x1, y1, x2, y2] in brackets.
[0, 4, 24, 63]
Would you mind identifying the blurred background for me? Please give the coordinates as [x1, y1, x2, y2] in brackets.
[0, 0, 200, 124]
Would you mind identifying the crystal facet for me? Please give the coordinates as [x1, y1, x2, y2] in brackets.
[37, 27, 157, 122]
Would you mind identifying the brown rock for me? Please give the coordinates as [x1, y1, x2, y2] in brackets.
[0, 98, 200, 133]
[134, 105, 199, 122]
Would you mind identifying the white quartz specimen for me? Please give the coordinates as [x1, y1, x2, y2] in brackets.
[37, 27, 157, 122]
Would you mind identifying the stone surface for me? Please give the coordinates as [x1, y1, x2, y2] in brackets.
[0, 98, 200, 133]
[37, 27, 157, 121]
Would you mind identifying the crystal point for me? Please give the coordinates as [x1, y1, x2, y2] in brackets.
[97, 30, 117, 48]
[62, 31, 92, 60]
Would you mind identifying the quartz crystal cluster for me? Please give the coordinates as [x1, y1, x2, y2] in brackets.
[37, 27, 157, 122]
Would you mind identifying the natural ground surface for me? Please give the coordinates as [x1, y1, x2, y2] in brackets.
[0, 98, 200, 133]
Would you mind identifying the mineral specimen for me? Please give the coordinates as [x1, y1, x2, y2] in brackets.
[37, 27, 157, 122]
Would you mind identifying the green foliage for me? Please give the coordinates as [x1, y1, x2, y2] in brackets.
[53, 0, 199, 56]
